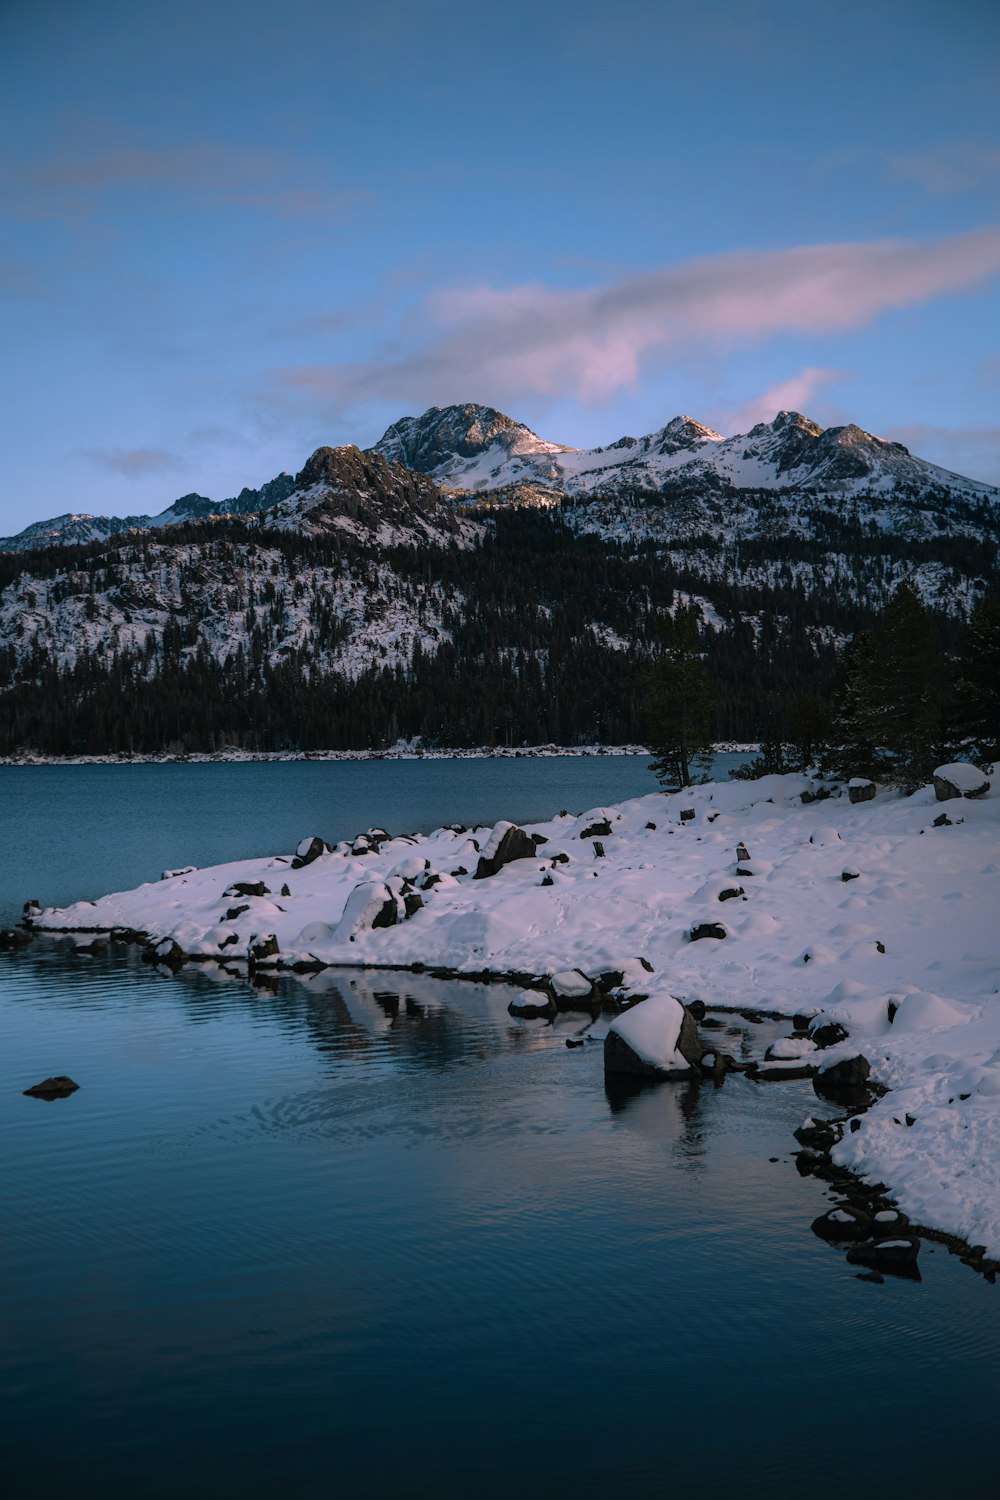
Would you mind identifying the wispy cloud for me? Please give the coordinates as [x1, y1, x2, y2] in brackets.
[82, 447, 185, 479]
[270, 228, 1000, 416]
[7, 140, 367, 223]
[891, 142, 1000, 194]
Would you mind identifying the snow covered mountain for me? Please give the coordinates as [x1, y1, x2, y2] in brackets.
[370, 403, 999, 505]
[4, 402, 997, 556]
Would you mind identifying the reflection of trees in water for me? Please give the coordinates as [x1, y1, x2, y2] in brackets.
[14, 937, 545, 1076]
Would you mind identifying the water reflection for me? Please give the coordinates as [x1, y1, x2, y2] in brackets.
[2, 938, 998, 1500]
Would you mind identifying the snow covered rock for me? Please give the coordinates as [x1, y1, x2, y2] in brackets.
[473, 822, 536, 879]
[816, 1054, 871, 1089]
[812, 1205, 873, 1241]
[933, 762, 991, 801]
[690, 921, 727, 942]
[848, 778, 877, 804]
[333, 882, 398, 941]
[846, 1238, 920, 1275]
[549, 969, 598, 1009]
[292, 836, 330, 868]
[765, 1036, 818, 1061]
[604, 994, 702, 1079]
[248, 933, 279, 965]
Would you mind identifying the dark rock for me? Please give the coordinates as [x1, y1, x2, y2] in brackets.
[690, 922, 726, 942]
[718, 886, 744, 902]
[292, 835, 330, 869]
[225, 904, 250, 921]
[871, 1208, 910, 1238]
[679, 808, 696, 822]
[593, 840, 605, 858]
[604, 1001, 703, 1079]
[530, 833, 548, 847]
[24, 1075, 80, 1100]
[819, 1055, 871, 1089]
[809, 1018, 850, 1048]
[403, 892, 424, 919]
[855, 1270, 885, 1283]
[580, 818, 612, 839]
[508, 993, 555, 1019]
[933, 813, 952, 827]
[811, 1205, 873, 1241]
[645, 821, 657, 830]
[736, 866, 754, 878]
[848, 779, 877, 804]
[473, 824, 537, 879]
[248, 934, 279, 965]
[841, 868, 860, 882]
[934, 765, 991, 801]
[736, 842, 750, 863]
[224, 881, 270, 899]
[792, 1013, 813, 1033]
[0, 927, 32, 949]
[794, 1119, 840, 1150]
[143, 937, 185, 970]
[687, 999, 707, 1020]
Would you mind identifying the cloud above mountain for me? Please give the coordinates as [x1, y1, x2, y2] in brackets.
[278, 228, 1000, 413]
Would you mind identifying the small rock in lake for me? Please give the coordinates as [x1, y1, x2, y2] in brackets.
[24, 1075, 80, 1100]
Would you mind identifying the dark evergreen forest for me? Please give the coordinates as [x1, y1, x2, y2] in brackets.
[0, 506, 994, 756]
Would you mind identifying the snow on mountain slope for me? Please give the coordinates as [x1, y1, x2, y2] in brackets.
[370, 404, 999, 505]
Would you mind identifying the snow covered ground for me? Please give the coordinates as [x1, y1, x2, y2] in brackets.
[31, 770, 1000, 1256]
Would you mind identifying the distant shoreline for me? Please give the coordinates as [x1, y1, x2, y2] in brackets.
[0, 742, 758, 768]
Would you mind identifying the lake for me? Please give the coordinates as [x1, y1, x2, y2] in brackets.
[2, 755, 997, 1496]
[0, 753, 747, 926]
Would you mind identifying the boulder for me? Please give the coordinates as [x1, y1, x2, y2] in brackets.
[248, 933, 279, 965]
[818, 1054, 871, 1089]
[736, 842, 750, 863]
[23, 1075, 80, 1100]
[812, 1205, 873, 1242]
[808, 1017, 849, 1049]
[604, 996, 703, 1080]
[679, 808, 696, 822]
[718, 886, 744, 902]
[292, 836, 330, 869]
[848, 778, 877, 804]
[508, 992, 556, 1020]
[580, 817, 612, 839]
[690, 922, 726, 942]
[223, 881, 270, 899]
[933, 762, 991, 801]
[473, 822, 537, 879]
[841, 867, 860, 882]
[549, 969, 598, 1009]
[794, 1118, 840, 1151]
[143, 937, 185, 970]
[333, 881, 398, 941]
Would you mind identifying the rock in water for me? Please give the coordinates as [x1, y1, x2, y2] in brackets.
[604, 995, 702, 1079]
[24, 1075, 80, 1100]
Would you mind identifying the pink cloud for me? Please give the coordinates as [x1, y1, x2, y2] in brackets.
[722, 368, 844, 432]
[272, 228, 1000, 413]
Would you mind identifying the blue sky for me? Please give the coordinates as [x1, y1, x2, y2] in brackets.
[2, 0, 999, 530]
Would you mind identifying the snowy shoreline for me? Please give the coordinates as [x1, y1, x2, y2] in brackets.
[22, 769, 1000, 1259]
[0, 741, 756, 768]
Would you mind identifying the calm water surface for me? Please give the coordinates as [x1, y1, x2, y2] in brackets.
[1, 757, 997, 1495]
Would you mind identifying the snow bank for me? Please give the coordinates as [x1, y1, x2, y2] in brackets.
[31, 772, 1000, 1255]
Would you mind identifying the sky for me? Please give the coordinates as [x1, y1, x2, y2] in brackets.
[2, 0, 1000, 531]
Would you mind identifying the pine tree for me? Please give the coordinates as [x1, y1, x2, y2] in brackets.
[879, 581, 942, 788]
[824, 630, 884, 780]
[646, 606, 718, 790]
[950, 597, 1000, 762]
